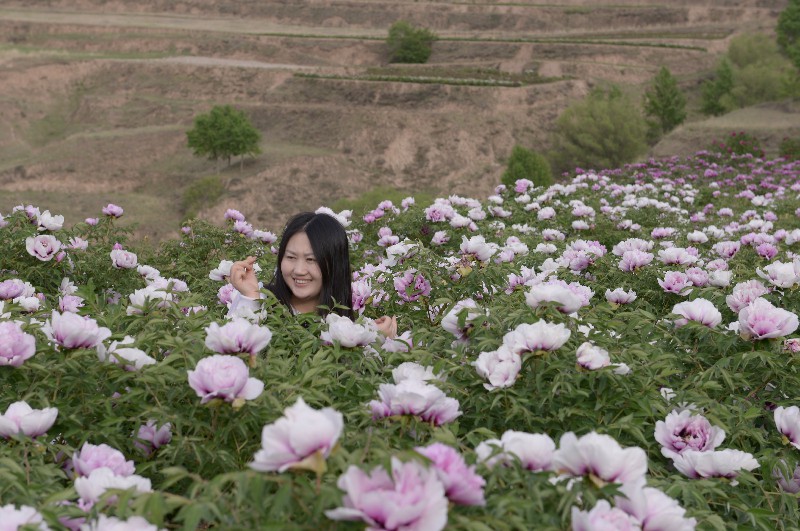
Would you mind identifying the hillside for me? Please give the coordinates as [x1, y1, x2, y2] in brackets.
[0, 0, 793, 240]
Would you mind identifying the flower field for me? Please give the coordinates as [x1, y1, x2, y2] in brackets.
[2, 151, 800, 530]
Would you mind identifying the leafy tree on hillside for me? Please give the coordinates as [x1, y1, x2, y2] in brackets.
[700, 59, 734, 116]
[501, 146, 552, 188]
[186, 105, 262, 168]
[643, 66, 686, 141]
[386, 21, 437, 64]
[777, 0, 800, 70]
[550, 86, 647, 174]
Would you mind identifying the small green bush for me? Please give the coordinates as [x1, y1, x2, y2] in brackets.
[386, 21, 437, 64]
[182, 174, 225, 219]
[709, 131, 765, 159]
[777, 0, 800, 69]
[501, 145, 553, 188]
[780, 136, 800, 160]
[643, 66, 686, 142]
[701, 59, 735, 116]
[549, 86, 648, 174]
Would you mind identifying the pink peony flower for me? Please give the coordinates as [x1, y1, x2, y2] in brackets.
[109, 249, 138, 269]
[325, 458, 448, 531]
[614, 478, 697, 530]
[250, 397, 343, 473]
[96, 336, 156, 371]
[72, 442, 134, 477]
[605, 288, 637, 305]
[712, 241, 740, 259]
[25, 234, 61, 261]
[0, 505, 48, 531]
[738, 297, 799, 340]
[460, 235, 497, 262]
[320, 314, 378, 348]
[0, 321, 36, 367]
[187, 354, 264, 405]
[474, 346, 521, 390]
[205, 318, 272, 356]
[774, 406, 800, 450]
[391, 361, 439, 384]
[393, 270, 431, 302]
[369, 379, 461, 426]
[526, 284, 582, 314]
[42, 311, 111, 349]
[0, 401, 58, 438]
[441, 299, 482, 341]
[415, 443, 486, 506]
[671, 299, 722, 328]
[726, 280, 769, 313]
[671, 449, 758, 481]
[59, 294, 85, 313]
[576, 342, 611, 370]
[619, 250, 654, 272]
[101, 203, 124, 217]
[85, 217, 99, 226]
[756, 261, 799, 289]
[658, 247, 698, 266]
[134, 420, 172, 456]
[224, 208, 245, 222]
[0, 278, 28, 300]
[74, 467, 151, 507]
[774, 461, 800, 493]
[572, 500, 641, 531]
[381, 331, 414, 353]
[553, 431, 647, 485]
[217, 283, 238, 306]
[82, 515, 159, 531]
[655, 410, 725, 460]
[685, 267, 709, 287]
[658, 271, 692, 295]
[431, 230, 450, 245]
[503, 320, 571, 354]
[476, 431, 555, 472]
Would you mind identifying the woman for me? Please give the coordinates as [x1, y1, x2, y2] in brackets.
[229, 212, 397, 337]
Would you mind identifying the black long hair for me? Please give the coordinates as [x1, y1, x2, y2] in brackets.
[267, 212, 354, 319]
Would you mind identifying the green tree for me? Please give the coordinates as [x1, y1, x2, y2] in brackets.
[549, 86, 647, 174]
[777, 0, 800, 70]
[643, 66, 686, 140]
[700, 59, 735, 116]
[186, 105, 261, 168]
[386, 21, 437, 64]
[501, 145, 553, 188]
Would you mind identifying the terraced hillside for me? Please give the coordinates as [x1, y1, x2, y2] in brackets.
[0, 0, 791, 239]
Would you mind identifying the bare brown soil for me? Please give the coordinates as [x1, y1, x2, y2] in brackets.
[0, 1, 794, 240]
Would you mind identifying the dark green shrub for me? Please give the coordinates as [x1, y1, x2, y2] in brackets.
[186, 105, 262, 166]
[777, 0, 800, 70]
[780, 136, 800, 160]
[701, 59, 735, 116]
[550, 86, 648, 174]
[709, 131, 765, 159]
[643, 66, 686, 141]
[501, 145, 553, 188]
[386, 21, 437, 64]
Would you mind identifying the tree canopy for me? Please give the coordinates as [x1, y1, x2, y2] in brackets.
[186, 105, 262, 166]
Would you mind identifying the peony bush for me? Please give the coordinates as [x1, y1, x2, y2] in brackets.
[1, 151, 800, 529]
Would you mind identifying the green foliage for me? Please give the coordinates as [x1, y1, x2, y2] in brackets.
[777, 0, 800, 70]
[332, 186, 434, 215]
[4, 152, 800, 528]
[386, 21, 437, 64]
[708, 131, 765, 159]
[779, 136, 800, 160]
[186, 105, 262, 166]
[643, 66, 686, 141]
[501, 145, 553, 188]
[182, 174, 225, 220]
[550, 86, 648, 174]
[701, 59, 735, 116]
[702, 34, 797, 117]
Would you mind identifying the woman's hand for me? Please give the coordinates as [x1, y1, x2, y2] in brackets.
[229, 256, 260, 298]
[374, 315, 398, 338]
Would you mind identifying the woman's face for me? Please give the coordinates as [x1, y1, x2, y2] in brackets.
[281, 232, 323, 312]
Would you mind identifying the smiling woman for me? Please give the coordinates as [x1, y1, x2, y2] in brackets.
[229, 212, 397, 336]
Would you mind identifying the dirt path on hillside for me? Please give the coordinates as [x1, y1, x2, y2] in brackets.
[145, 56, 319, 71]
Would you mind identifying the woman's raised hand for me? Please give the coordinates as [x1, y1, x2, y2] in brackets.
[374, 315, 398, 339]
[229, 256, 260, 298]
